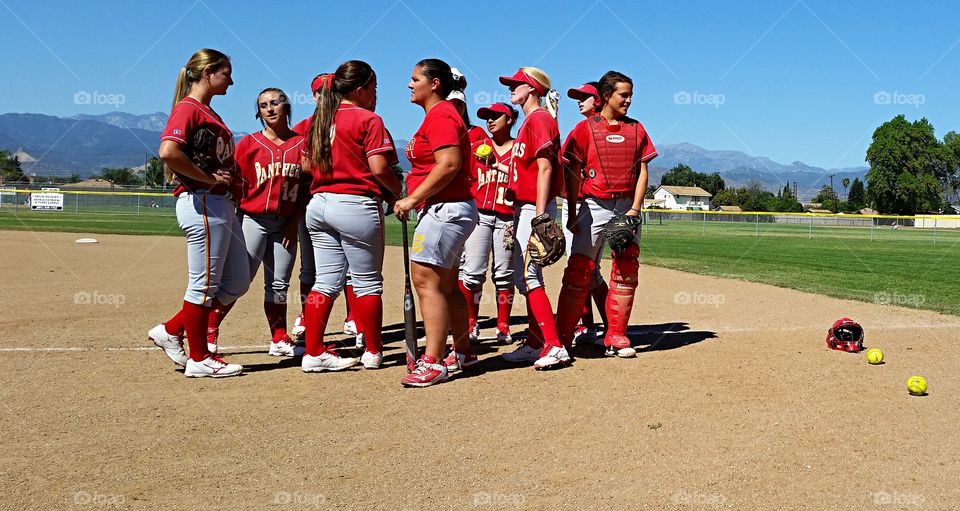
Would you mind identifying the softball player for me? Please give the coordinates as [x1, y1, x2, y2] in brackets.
[147, 48, 249, 378]
[301, 60, 402, 372]
[457, 102, 518, 345]
[556, 70, 657, 357]
[562, 82, 609, 342]
[446, 67, 488, 144]
[394, 58, 479, 387]
[497, 67, 571, 370]
[228, 87, 307, 357]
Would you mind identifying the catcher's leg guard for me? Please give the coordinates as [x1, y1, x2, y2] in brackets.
[591, 280, 609, 328]
[604, 243, 639, 349]
[555, 254, 597, 349]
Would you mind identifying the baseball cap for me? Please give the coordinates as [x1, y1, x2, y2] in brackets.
[476, 102, 518, 120]
[499, 69, 547, 96]
[446, 89, 467, 103]
[567, 83, 599, 102]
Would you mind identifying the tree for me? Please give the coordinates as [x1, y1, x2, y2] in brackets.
[0, 150, 26, 183]
[812, 185, 838, 209]
[659, 163, 726, 197]
[769, 183, 803, 212]
[144, 157, 165, 188]
[847, 178, 865, 210]
[98, 167, 142, 187]
[865, 115, 950, 214]
[841, 177, 850, 196]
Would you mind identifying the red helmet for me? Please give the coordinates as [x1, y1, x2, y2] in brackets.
[826, 318, 864, 352]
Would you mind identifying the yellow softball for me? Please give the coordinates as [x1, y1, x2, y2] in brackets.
[475, 144, 493, 159]
[906, 375, 928, 396]
[866, 348, 883, 364]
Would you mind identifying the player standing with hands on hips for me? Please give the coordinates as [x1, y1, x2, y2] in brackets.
[300, 61, 402, 372]
[497, 67, 571, 370]
[148, 48, 250, 378]
[395, 58, 479, 387]
[555, 70, 657, 357]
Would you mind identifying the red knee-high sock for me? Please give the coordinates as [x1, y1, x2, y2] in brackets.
[496, 288, 514, 332]
[353, 294, 383, 353]
[592, 281, 609, 327]
[344, 284, 357, 323]
[525, 299, 544, 349]
[164, 309, 185, 336]
[206, 298, 235, 344]
[458, 280, 477, 329]
[299, 282, 313, 310]
[526, 287, 560, 348]
[264, 302, 288, 342]
[304, 291, 335, 356]
[182, 301, 210, 362]
[580, 303, 595, 329]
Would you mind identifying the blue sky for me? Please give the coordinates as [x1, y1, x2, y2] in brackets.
[1, 0, 957, 169]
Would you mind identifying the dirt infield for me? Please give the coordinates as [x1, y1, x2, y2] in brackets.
[1, 230, 958, 510]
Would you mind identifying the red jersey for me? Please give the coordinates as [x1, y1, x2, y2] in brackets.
[291, 116, 312, 136]
[235, 132, 306, 217]
[309, 104, 397, 199]
[471, 138, 514, 215]
[507, 108, 563, 204]
[561, 115, 657, 199]
[467, 125, 487, 144]
[405, 100, 473, 206]
[160, 97, 237, 197]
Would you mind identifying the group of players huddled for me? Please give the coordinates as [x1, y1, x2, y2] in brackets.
[148, 48, 656, 387]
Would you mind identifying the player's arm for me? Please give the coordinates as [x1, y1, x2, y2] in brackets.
[564, 160, 582, 230]
[534, 152, 554, 216]
[394, 146, 460, 216]
[158, 140, 227, 187]
[628, 161, 648, 217]
[368, 153, 402, 200]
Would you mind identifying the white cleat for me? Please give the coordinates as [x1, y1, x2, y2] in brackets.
[291, 312, 306, 340]
[355, 332, 365, 349]
[534, 346, 572, 370]
[605, 346, 637, 358]
[302, 351, 358, 372]
[343, 320, 358, 336]
[148, 324, 187, 367]
[468, 323, 480, 344]
[495, 330, 513, 345]
[184, 355, 243, 378]
[360, 351, 383, 369]
[207, 342, 218, 354]
[268, 337, 303, 357]
[502, 344, 541, 364]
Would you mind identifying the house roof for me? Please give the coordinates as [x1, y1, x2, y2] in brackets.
[805, 208, 833, 214]
[714, 205, 741, 212]
[643, 198, 665, 206]
[657, 185, 712, 197]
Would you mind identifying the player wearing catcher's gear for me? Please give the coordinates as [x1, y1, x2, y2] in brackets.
[301, 60, 403, 372]
[214, 87, 307, 358]
[457, 102, 518, 345]
[394, 58, 479, 387]
[148, 48, 249, 378]
[497, 67, 571, 370]
[561, 82, 609, 343]
[556, 70, 657, 358]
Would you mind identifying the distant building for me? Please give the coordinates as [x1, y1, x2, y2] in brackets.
[653, 185, 712, 211]
[714, 205, 742, 212]
[643, 198, 666, 209]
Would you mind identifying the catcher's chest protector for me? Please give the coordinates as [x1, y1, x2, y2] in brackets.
[583, 117, 640, 198]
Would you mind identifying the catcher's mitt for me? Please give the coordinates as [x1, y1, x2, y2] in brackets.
[826, 317, 863, 352]
[189, 127, 218, 173]
[527, 213, 564, 267]
[502, 222, 515, 251]
[604, 214, 641, 252]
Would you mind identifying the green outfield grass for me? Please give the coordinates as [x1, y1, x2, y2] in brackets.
[3, 209, 958, 315]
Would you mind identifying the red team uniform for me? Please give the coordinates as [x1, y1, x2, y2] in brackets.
[405, 100, 473, 206]
[162, 97, 240, 198]
[235, 132, 306, 217]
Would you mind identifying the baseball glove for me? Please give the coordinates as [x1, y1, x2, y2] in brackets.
[604, 214, 641, 252]
[502, 222, 515, 251]
[189, 127, 218, 172]
[527, 213, 564, 267]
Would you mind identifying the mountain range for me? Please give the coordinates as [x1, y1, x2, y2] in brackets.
[0, 112, 866, 200]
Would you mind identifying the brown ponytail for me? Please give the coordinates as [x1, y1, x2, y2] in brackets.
[308, 60, 375, 173]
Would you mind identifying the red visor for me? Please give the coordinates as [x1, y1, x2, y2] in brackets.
[567, 83, 599, 101]
[499, 69, 547, 96]
[476, 102, 518, 120]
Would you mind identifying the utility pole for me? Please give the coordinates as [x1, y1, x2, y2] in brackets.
[829, 174, 836, 212]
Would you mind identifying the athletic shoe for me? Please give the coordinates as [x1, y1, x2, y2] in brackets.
[184, 355, 243, 378]
[343, 320, 358, 336]
[291, 312, 306, 340]
[355, 332, 365, 349]
[605, 346, 638, 358]
[502, 344, 541, 364]
[148, 324, 187, 367]
[268, 337, 303, 357]
[301, 350, 358, 372]
[572, 326, 595, 346]
[401, 356, 448, 387]
[443, 350, 479, 372]
[534, 346, 572, 370]
[468, 323, 480, 344]
[207, 342, 218, 354]
[360, 351, 383, 369]
[495, 329, 513, 345]
[207, 328, 219, 354]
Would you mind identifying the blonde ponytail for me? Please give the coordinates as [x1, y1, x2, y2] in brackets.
[545, 89, 560, 120]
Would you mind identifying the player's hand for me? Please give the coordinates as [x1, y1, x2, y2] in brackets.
[394, 196, 416, 220]
[566, 213, 580, 234]
[625, 207, 641, 217]
[211, 169, 233, 188]
[281, 221, 299, 250]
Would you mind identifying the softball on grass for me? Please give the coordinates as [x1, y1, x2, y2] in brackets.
[475, 144, 493, 160]
[866, 348, 883, 364]
[906, 375, 928, 396]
